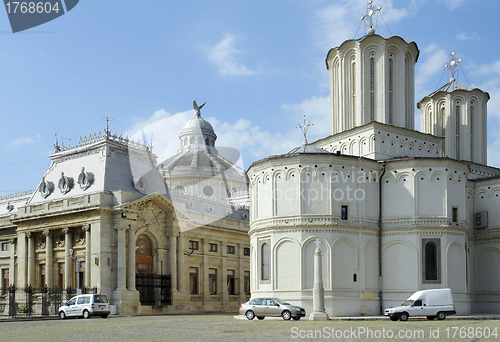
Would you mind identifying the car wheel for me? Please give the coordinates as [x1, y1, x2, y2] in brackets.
[59, 311, 66, 320]
[101, 314, 108, 319]
[292, 317, 301, 321]
[83, 310, 90, 319]
[399, 312, 409, 321]
[427, 316, 436, 320]
[390, 315, 399, 321]
[245, 310, 255, 320]
[281, 310, 292, 321]
[436, 312, 446, 320]
[257, 316, 265, 320]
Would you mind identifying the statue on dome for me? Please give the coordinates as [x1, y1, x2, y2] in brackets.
[193, 100, 206, 117]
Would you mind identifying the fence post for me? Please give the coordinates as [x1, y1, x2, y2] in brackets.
[25, 285, 33, 317]
[8, 285, 16, 317]
[41, 285, 48, 316]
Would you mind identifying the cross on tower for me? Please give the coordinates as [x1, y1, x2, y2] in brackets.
[444, 51, 462, 82]
[296, 115, 313, 145]
[101, 116, 114, 137]
[360, 0, 382, 33]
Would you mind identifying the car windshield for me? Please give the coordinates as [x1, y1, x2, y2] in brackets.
[274, 298, 290, 305]
[402, 300, 414, 306]
[94, 295, 108, 303]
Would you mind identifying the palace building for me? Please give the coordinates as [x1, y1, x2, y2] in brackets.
[0, 106, 250, 315]
[247, 15, 500, 315]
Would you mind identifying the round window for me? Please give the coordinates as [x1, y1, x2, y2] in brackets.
[203, 186, 214, 197]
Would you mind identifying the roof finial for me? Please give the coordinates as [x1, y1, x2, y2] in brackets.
[296, 115, 313, 146]
[54, 134, 60, 152]
[360, 0, 382, 35]
[193, 100, 206, 118]
[444, 51, 462, 82]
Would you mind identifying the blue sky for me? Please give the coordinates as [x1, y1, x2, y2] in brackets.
[1, 0, 500, 194]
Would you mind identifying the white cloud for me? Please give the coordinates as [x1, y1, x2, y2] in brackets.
[207, 34, 257, 76]
[281, 96, 330, 141]
[456, 32, 480, 41]
[415, 44, 449, 100]
[6, 134, 41, 147]
[487, 121, 500, 168]
[470, 60, 500, 77]
[442, 0, 465, 10]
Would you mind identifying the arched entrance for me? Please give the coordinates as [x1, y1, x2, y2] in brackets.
[136, 234, 153, 274]
[135, 233, 172, 307]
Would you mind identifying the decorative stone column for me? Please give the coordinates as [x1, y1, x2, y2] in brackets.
[115, 224, 128, 291]
[169, 234, 177, 291]
[309, 240, 329, 321]
[17, 233, 26, 287]
[27, 232, 34, 286]
[43, 230, 53, 287]
[63, 228, 72, 289]
[8, 238, 16, 286]
[127, 225, 136, 291]
[177, 233, 186, 292]
[83, 225, 91, 288]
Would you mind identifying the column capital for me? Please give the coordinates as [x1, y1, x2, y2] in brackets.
[114, 223, 130, 231]
[82, 224, 91, 232]
[62, 227, 69, 234]
[42, 229, 50, 237]
[26, 231, 32, 239]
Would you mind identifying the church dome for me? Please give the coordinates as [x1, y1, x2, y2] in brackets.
[180, 115, 216, 138]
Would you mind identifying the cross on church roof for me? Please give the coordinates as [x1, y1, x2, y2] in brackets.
[360, 0, 382, 34]
[296, 115, 313, 146]
[444, 51, 462, 82]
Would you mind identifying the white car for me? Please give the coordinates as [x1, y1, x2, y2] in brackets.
[59, 294, 110, 319]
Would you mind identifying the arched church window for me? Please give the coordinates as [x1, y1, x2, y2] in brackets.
[456, 104, 460, 160]
[425, 242, 437, 280]
[261, 243, 269, 280]
[389, 58, 393, 125]
[470, 104, 474, 159]
[370, 57, 375, 121]
[205, 138, 209, 145]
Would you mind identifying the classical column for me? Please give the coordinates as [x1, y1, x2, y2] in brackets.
[8, 238, 16, 286]
[221, 241, 227, 305]
[115, 224, 128, 291]
[43, 230, 53, 287]
[17, 233, 26, 287]
[27, 232, 34, 286]
[63, 228, 72, 289]
[83, 225, 91, 288]
[177, 233, 186, 292]
[309, 241, 329, 321]
[169, 234, 177, 291]
[127, 225, 136, 291]
[238, 243, 245, 304]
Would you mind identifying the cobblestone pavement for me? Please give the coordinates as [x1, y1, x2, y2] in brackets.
[0, 314, 499, 342]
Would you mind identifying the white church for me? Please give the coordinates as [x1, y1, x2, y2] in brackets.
[247, 9, 500, 316]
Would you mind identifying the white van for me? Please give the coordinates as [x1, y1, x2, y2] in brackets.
[384, 289, 456, 321]
[59, 294, 110, 319]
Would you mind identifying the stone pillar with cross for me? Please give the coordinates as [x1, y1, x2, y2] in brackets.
[309, 239, 329, 320]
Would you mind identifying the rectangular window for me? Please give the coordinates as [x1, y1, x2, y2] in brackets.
[209, 268, 217, 295]
[1, 269, 9, 295]
[227, 270, 238, 295]
[209, 243, 218, 252]
[58, 263, 65, 288]
[1, 243, 8, 251]
[452, 207, 458, 222]
[40, 264, 45, 288]
[244, 271, 250, 295]
[243, 247, 250, 256]
[341, 205, 348, 220]
[188, 240, 199, 250]
[189, 267, 199, 295]
[227, 245, 235, 254]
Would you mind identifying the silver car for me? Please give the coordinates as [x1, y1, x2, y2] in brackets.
[239, 297, 306, 320]
[59, 294, 110, 319]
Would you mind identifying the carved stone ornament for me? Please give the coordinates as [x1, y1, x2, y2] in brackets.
[77, 167, 94, 191]
[6, 202, 14, 212]
[39, 176, 54, 199]
[58, 172, 74, 195]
